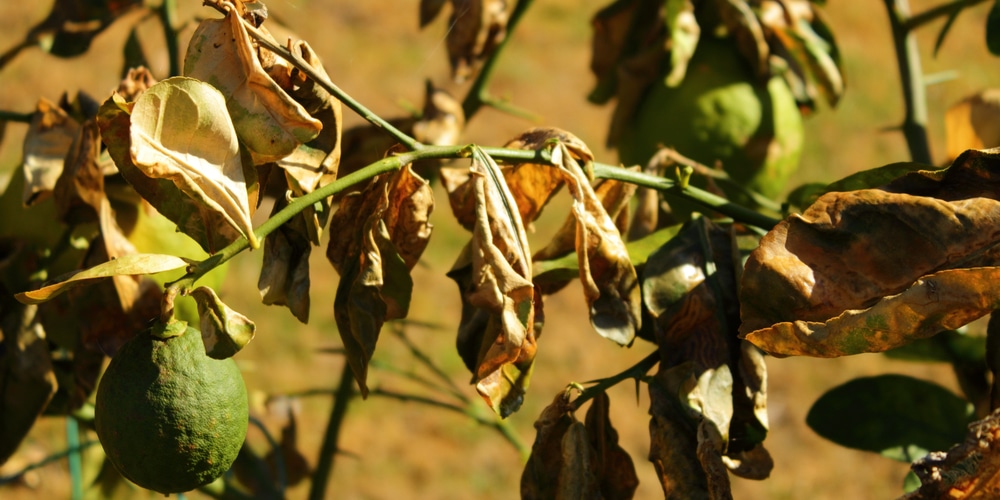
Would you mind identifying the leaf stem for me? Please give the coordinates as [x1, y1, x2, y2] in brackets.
[903, 0, 990, 31]
[0, 110, 33, 122]
[884, 0, 933, 164]
[569, 350, 660, 411]
[159, 0, 181, 77]
[308, 361, 356, 500]
[461, 0, 539, 121]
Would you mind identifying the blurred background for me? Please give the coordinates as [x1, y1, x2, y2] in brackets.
[1, 0, 999, 498]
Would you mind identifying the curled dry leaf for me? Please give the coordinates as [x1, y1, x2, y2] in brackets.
[53, 120, 104, 224]
[326, 166, 431, 396]
[585, 392, 640, 498]
[500, 127, 590, 226]
[741, 149, 1000, 357]
[444, 0, 509, 83]
[128, 77, 260, 250]
[258, 194, 312, 324]
[116, 66, 158, 102]
[184, 3, 322, 161]
[447, 147, 536, 417]
[902, 408, 1000, 500]
[22, 98, 80, 206]
[191, 286, 256, 359]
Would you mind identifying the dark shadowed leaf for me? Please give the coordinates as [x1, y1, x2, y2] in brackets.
[419, 0, 448, 27]
[988, 1, 1000, 56]
[444, 0, 509, 83]
[0, 0, 141, 64]
[258, 195, 313, 324]
[807, 375, 972, 462]
[53, 120, 104, 224]
[585, 392, 639, 499]
[0, 300, 57, 465]
[903, 408, 1000, 499]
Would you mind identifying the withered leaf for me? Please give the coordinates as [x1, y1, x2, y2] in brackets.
[98, 93, 243, 254]
[445, 0, 509, 83]
[1, 0, 141, 62]
[419, 0, 449, 27]
[258, 195, 313, 324]
[521, 392, 596, 499]
[116, 66, 158, 102]
[22, 98, 80, 206]
[741, 149, 1000, 357]
[15, 252, 186, 305]
[412, 80, 466, 148]
[554, 142, 640, 346]
[327, 167, 428, 396]
[0, 300, 57, 465]
[53, 120, 104, 224]
[184, 6, 322, 160]
[902, 408, 1000, 500]
[448, 147, 536, 417]
[648, 369, 714, 499]
[191, 286, 256, 359]
[585, 392, 639, 499]
[128, 78, 260, 250]
[499, 128, 591, 226]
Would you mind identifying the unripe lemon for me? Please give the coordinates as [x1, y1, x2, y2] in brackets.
[617, 35, 804, 207]
[95, 321, 248, 494]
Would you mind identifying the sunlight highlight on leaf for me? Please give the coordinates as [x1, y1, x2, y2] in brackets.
[16, 253, 188, 305]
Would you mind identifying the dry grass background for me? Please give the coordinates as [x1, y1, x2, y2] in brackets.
[1, 0, 1000, 498]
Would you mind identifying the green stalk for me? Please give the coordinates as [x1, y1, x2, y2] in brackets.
[308, 362, 356, 500]
[461, 0, 540, 121]
[884, 0, 933, 164]
[0, 110, 33, 122]
[159, 0, 181, 77]
[569, 350, 660, 411]
[903, 0, 990, 31]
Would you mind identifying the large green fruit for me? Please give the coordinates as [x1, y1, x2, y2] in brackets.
[617, 36, 804, 206]
[95, 321, 248, 494]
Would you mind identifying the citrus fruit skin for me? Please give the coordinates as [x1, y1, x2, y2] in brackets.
[617, 35, 804, 206]
[95, 322, 248, 494]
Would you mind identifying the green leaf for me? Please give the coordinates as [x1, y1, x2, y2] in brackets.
[806, 374, 973, 462]
[15, 253, 188, 304]
[663, 0, 699, 87]
[988, 0, 1000, 56]
[884, 330, 986, 364]
[190, 286, 256, 359]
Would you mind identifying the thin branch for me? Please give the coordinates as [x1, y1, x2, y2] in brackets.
[569, 350, 660, 411]
[0, 110, 34, 122]
[904, 0, 990, 31]
[884, 0, 933, 164]
[159, 0, 181, 76]
[648, 148, 784, 213]
[461, 0, 538, 121]
[307, 362, 356, 500]
[0, 441, 100, 485]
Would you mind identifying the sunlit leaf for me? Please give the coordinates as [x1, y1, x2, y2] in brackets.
[15, 253, 186, 305]
[807, 375, 972, 463]
[116, 66, 158, 102]
[448, 147, 536, 417]
[905, 408, 1000, 499]
[0, 301, 57, 465]
[412, 80, 466, 147]
[128, 77, 259, 249]
[22, 98, 80, 206]
[663, 0, 699, 87]
[184, 6, 322, 160]
[945, 89, 1000, 161]
[191, 286, 256, 359]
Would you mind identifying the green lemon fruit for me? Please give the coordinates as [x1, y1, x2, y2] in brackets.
[95, 321, 248, 494]
[617, 35, 804, 207]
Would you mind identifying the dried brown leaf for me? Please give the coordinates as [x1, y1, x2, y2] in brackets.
[902, 408, 1000, 500]
[116, 66, 158, 102]
[22, 98, 80, 206]
[446, 0, 509, 83]
[258, 195, 312, 323]
[741, 149, 1000, 356]
[53, 120, 104, 224]
[585, 392, 639, 499]
[520, 392, 577, 499]
[191, 286, 256, 359]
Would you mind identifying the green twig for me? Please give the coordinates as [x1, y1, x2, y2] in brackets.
[884, 0, 933, 164]
[369, 388, 530, 460]
[461, 0, 538, 121]
[159, 0, 181, 77]
[0, 110, 33, 122]
[0, 441, 100, 485]
[308, 362, 356, 500]
[569, 350, 659, 411]
[903, 0, 990, 31]
[388, 325, 468, 402]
